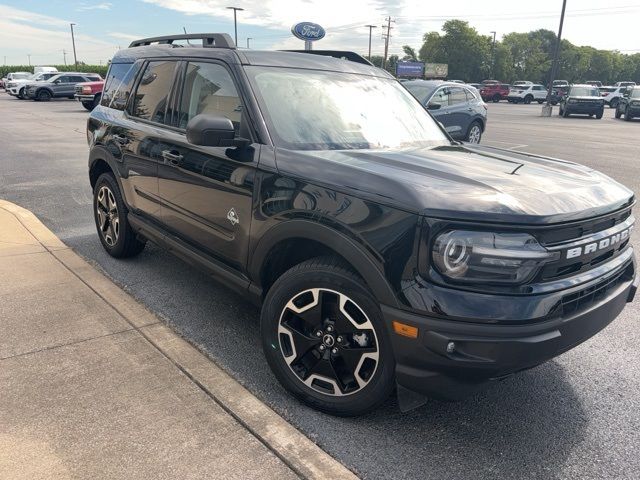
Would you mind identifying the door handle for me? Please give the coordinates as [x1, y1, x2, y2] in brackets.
[112, 134, 128, 145]
[162, 150, 184, 166]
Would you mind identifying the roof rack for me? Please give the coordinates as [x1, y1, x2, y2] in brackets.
[129, 33, 235, 49]
[282, 50, 373, 66]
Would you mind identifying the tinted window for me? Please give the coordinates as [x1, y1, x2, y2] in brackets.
[101, 62, 140, 110]
[132, 61, 177, 123]
[87, 75, 101, 81]
[464, 88, 477, 101]
[177, 62, 242, 130]
[70, 76, 87, 83]
[449, 87, 467, 105]
[430, 87, 449, 107]
[57, 76, 71, 83]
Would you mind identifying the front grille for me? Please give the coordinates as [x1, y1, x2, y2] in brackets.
[559, 263, 633, 317]
[75, 85, 83, 94]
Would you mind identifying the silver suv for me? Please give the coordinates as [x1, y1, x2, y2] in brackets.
[23, 72, 101, 101]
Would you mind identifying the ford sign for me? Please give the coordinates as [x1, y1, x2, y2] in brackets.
[291, 22, 326, 42]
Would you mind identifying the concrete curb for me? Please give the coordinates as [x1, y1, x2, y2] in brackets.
[0, 200, 359, 480]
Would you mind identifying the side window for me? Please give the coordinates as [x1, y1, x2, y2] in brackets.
[449, 87, 467, 106]
[101, 62, 140, 110]
[131, 61, 177, 124]
[57, 76, 70, 83]
[429, 87, 449, 107]
[464, 88, 477, 101]
[177, 62, 242, 131]
[71, 76, 87, 83]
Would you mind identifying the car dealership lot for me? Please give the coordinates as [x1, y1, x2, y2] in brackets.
[1, 95, 639, 479]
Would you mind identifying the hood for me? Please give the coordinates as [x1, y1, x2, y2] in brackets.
[274, 144, 634, 224]
[77, 80, 104, 87]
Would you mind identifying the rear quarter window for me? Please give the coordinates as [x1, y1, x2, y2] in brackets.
[101, 62, 141, 110]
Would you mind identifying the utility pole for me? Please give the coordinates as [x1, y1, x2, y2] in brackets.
[62, 49, 67, 66]
[226, 6, 244, 47]
[246, 37, 252, 48]
[365, 25, 377, 60]
[490, 31, 496, 79]
[3, 56, 6, 66]
[27, 54, 31, 66]
[70, 23, 78, 68]
[381, 16, 394, 71]
[543, 0, 567, 115]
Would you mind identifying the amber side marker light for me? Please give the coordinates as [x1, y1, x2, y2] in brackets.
[392, 321, 419, 339]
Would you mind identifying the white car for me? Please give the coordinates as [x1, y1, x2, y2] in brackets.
[1, 71, 31, 89]
[6, 72, 59, 99]
[506, 83, 547, 104]
[512, 80, 533, 87]
[600, 86, 628, 109]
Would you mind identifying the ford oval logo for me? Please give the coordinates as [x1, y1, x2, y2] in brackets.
[291, 22, 326, 42]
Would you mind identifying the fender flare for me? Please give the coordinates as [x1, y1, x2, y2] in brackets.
[249, 219, 399, 307]
[88, 146, 130, 208]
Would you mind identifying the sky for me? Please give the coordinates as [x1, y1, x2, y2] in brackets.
[1, 0, 639, 66]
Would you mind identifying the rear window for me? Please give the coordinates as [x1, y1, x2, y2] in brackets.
[101, 62, 141, 110]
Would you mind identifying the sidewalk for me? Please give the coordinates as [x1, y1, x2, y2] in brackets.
[0, 200, 357, 480]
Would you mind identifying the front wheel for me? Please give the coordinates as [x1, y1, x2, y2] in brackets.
[36, 89, 51, 101]
[524, 95, 533, 104]
[562, 107, 570, 118]
[625, 108, 633, 121]
[261, 257, 395, 416]
[610, 98, 619, 109]
[17, 88, 25, 99]
[615, 106, 622, 119]
[465, 121, 482, 144]
[82, 101, 94, 111]
[93, 173, 146, 258]
[492, 94, 501, 103]
[537, 100, 544, 104]
[595, 110, 603, 119]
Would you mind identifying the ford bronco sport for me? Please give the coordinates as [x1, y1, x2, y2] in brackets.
[86, 34, 637, 416]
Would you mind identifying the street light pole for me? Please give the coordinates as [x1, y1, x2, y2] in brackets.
[543, 0, 567, 115]
[365, 25, 377, 60]
[70, 23, 78, 68]
[246, 37, 252, 48]
[490, 31, 496, 79]
[226, 6, 244, 47]
[27, 54, 31, 66]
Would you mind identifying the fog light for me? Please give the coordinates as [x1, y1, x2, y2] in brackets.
[392, 321, 418, 339]
[446, 342, 456, 353]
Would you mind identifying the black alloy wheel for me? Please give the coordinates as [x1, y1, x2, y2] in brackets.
[261, 257, 394, 416]
[36, 89, 51, 101]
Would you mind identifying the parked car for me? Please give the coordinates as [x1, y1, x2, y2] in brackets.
[404, 80, 487, 143]
[552, 80, 569, 87]
[33, 66, 58, 75]
[87, 33, 636, 416]
[5, 72, 59, 99]
[479, 83, 510, 102]
[512, 80, 533, 87]
[549, 85, 570, 105]
[613, 81, 636, 88]
[600, 86, 628, 109]
[559, 84, 604, 118]
[507, 83, 547, 104]
[447, 79, 465, 84]
[1, 71, 31, 89]
[586, 80, 603, 87]
[467, 83, 481, 90]
[481, 79, 500, 86]
[24, 72, 102, 101]
[615, 86, 640, 121]
[75, 80, 105, 110]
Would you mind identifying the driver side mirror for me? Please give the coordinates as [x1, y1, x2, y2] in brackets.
[427, 102, 442, 110]
[53, 79, 61, 84]
[186, 114, 249, 148]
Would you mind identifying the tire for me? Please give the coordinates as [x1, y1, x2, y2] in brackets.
[537, 100, 544, 104]
[625, 108, 633, 121]
[82, 101, 94, 111]
[558, 105, 564, 116]
[465, 121, 482, 144]
[492, 94, 500, 103]
[610, 98, 619, 109]
[562, 107, 570, 118]
[615, 106, 622, 119]
[93, 173, 146, 258]
[524, 95, 533, 104]
[595, 110, 603, 119]
[36, 89, 51, 101]
[260, 257, 395, 416]
[17, 88, 25, 99]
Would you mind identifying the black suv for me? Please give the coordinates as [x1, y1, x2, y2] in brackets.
[87, 34, 637, 416]
[559, 84, 605, 118]
[615, 86, 640, 121]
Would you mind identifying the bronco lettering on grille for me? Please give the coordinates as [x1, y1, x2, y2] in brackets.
[566, 228, 630, 259]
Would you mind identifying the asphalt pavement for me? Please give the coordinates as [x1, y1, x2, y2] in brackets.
[1, 94, 639, 480]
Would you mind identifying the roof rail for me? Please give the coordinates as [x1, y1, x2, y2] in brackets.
[129, 33, 235, 49]
[283, 50, 373, 66]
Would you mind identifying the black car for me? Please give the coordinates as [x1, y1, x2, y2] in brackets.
[24, 72, 102, 101]
[615, 86, 640, 121]
[403, 80, 487, 143]
[559, 85, 605, 118]
[87, 34, 637, 416]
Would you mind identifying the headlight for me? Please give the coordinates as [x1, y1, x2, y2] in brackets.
[82, 86, 92, 94]
[568, 98, 577, 104]
[432, 230, 559, 284]
[632, 101, 640, 106]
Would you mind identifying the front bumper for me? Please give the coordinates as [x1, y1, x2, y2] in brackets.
[383, 257, 637, 400]
[75, 94, 96, 102]
[564, 103, 604, 114]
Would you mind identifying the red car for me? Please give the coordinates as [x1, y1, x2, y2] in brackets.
[479, 83, 510, 102]
[74, 80, 104, 111]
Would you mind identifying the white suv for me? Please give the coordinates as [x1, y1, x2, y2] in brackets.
[6, 72, 59, 99]
[507, 84, 547, 104]
[599, 86, 629, 109]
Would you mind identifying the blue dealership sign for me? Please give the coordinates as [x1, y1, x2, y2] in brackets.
[396, 61, 425, 78]
[291, 22, 326, 42]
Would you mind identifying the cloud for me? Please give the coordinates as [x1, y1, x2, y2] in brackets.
[77, 2, 113, 11]
[107, 32, 143, 41]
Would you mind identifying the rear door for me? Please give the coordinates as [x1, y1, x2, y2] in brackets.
[155, 60, 259, 271]
[442, 86, 469, 139]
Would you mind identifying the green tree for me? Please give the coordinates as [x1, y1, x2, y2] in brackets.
[402, 45, 418, 61]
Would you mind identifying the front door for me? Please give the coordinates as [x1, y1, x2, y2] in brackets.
[156, 60, 258, 272]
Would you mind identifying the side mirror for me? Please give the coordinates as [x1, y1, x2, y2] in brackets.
[54, 79, 61, 84]
[427, 102, 442, 110]
[186, 114, 248, 148]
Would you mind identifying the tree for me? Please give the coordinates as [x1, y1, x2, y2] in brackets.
[402, 45, 418, 61]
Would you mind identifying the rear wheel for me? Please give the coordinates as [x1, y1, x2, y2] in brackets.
[36, 89, 51, 101]
[465, 121, 482, 144]
[492, 94, 501, 103]
[17, 87, 25, 99]
[93, 173, 146, 258]
[261, 257, 395, 416]
[524, 95, 533, 104]
[610, 98, 619, 109]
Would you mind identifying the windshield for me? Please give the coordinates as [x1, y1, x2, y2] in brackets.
[631, 88, 640, 99]
[11, 73, 30, 80]
[570, 86, 600, 96]
[246, 66, 448, 151]
[403, 82, 437, 103]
